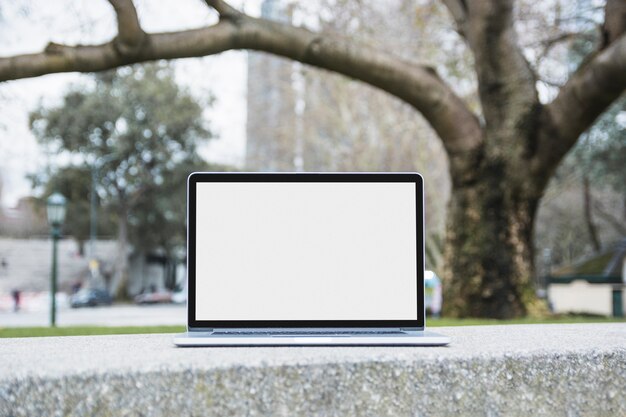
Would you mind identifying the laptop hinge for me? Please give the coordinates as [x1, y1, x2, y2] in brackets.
[188, 327, 213, 332]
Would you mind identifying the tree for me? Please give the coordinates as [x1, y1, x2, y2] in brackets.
[129, 157, 231, 291]
[576, 98, 626, 199]
[30, 64, 212, 298]
[2, 0, 625, 317]
[535, 96, 626, 267]
[129, 158, 231, 260]
[532, 3, 626, 277]
[31, 166, 116, 256]
[576, 98, 626, 253]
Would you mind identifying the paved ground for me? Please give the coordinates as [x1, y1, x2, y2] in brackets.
[0, 303, 186, 327]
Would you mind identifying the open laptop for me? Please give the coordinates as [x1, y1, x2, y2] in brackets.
[174, 172, 449, 346]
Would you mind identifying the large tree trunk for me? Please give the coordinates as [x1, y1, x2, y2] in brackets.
[442, 152, 547, 319]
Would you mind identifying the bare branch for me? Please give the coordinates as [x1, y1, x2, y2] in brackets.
[239, 17, 482, 155]
[0, 12, 483, 157]
[108, 0, 145, 56]
[203, 0, 241, 20]
[530, 31, 599, 70]
[594, 200, 626, 235]
[536, 32, 595, 48]
[533, 0, 626, 180]
[602, 0, 626, 47]
[0, 22, 236, 80]
[441, 0, 468, 36]
[533, 34, 626, 177]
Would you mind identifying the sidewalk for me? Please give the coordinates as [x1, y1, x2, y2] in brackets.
[0, 303, 186, 327]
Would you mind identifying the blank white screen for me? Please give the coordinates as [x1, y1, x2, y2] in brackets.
[195, 182, 418, 321]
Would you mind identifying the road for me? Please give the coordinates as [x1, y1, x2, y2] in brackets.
[0, 304, 186, 327]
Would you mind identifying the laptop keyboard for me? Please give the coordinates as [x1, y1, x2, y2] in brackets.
[212, 330, 405, 336]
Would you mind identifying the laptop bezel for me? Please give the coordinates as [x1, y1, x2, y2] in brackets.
[187, 172, 425, 330]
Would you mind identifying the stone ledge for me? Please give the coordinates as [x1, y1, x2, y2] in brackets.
[0, 324, 624, 416]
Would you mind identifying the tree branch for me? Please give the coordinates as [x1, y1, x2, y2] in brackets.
[594, 200, 626, 236]
[0, 22, 236, 80]
[602, 0, 626, 47]
[441, 0, 468, 37]
[533, 33, 626, 178]
[244, 16, 482, 155]
[0, 3, 483, 157]
[462, 0, 539, 133]
[204, 0, 241, 20]
[533, 31, 596, 63]
[108, 0, 145, 56]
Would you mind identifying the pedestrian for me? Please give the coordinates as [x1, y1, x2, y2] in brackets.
[11, 289, 21, 312]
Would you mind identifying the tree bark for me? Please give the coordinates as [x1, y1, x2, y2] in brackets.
[444, 188, 537, 318]
[442, 136, 546, 318]
[583, 176, 602, 253]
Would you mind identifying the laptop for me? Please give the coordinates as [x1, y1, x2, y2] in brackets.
[174, 172, 449, 346]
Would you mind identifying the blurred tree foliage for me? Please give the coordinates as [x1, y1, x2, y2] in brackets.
[536, 97, 626, 269]
[534, 10, 626, 271]
[31, 166, 115, 255]
[128, 157, 230, 256]
[29, 64, 215, 297]
[566, 9, 626, 198]
[574, 99, 626, 194]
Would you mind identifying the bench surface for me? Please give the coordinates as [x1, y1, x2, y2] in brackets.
[1, 323, 625, 416]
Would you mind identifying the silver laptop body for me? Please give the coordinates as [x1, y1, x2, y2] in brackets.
[174, 172, 449, 346]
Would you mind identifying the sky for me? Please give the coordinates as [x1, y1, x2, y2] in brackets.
[0, 0, 262, 207]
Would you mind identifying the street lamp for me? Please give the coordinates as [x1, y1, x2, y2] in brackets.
[47, 192, 67, 327]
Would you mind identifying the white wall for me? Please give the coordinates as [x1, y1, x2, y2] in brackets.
[548, 281, 613, 316]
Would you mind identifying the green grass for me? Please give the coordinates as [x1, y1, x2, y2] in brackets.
[0, 316, 623, 338]
[428, 316, 626, 327]
[0, 325, 185, 338]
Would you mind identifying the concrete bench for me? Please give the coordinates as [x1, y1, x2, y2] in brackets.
[1, 323, 624, 416]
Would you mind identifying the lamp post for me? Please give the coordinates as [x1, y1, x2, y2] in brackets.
[47, 192, 67, 327]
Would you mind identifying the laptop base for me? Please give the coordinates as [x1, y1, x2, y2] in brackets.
[174, 330, 450, 346]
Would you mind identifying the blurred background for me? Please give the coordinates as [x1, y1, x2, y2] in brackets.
[0, 0, 624, 334]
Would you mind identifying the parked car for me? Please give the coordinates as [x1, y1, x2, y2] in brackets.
[70, 288, 113, 308]
[134, 290, 173, 305]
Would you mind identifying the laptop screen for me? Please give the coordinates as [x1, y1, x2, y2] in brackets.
[188, 173, 424, 328]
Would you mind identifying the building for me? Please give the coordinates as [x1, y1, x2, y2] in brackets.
[245, 0, 298, 171]
[548, 238, 626, 317]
